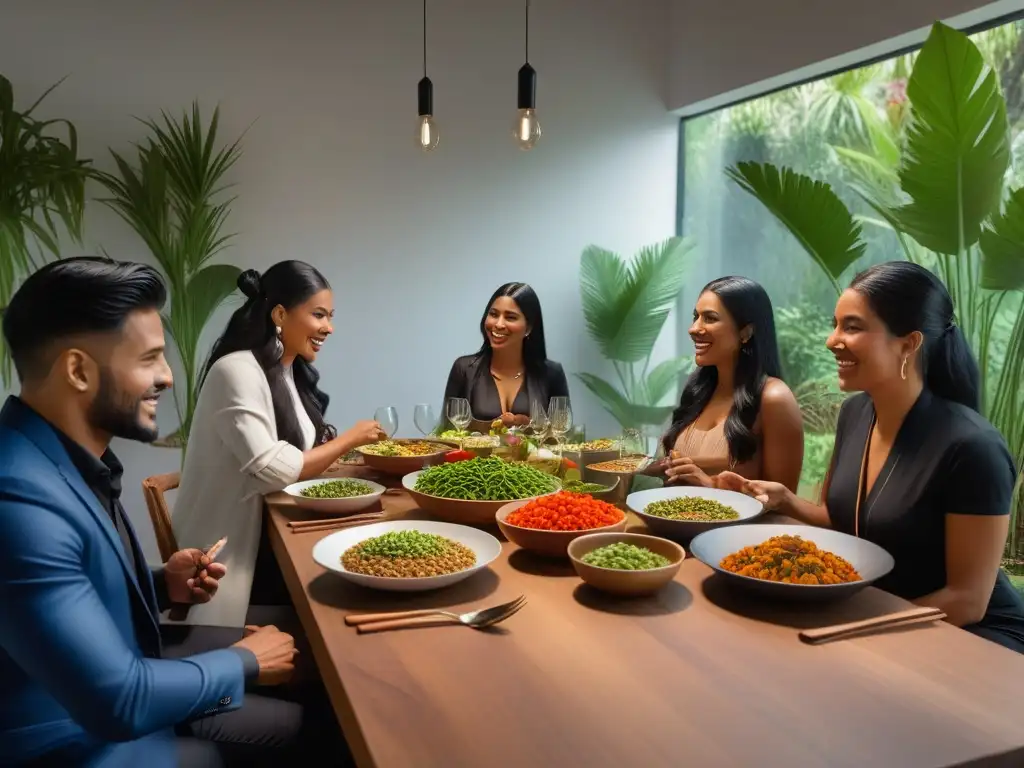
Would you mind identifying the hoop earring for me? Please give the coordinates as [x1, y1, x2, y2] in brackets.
[900, 356, 908, 381]
[273, 325, 284, 361]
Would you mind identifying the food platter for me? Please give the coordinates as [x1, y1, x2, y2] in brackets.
[282, 477, 386, 515]
[689, 523, 895, 603]
[628, 486, 765, 543]
[312, 520, 502, 592]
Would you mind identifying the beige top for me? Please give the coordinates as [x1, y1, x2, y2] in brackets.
[672, 421, 762, 480]
[172, 351, 311, 627]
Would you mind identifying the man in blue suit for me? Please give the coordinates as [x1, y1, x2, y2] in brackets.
[0, 258, 303, 766]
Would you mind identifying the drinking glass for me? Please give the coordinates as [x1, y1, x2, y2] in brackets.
[528, 399, 549, 443]
[548, 396, 573, 454]
[621, 427, 645, 457]
[446, 397, 472, 447]
[413, 403, 439, 437]
[374, 406, 399, 438]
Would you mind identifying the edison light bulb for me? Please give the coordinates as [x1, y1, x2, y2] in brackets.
[417, 115, 439, 152]
[512, 108, 541, 150]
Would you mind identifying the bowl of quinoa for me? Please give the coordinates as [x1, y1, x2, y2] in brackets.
[312, 520, 502, 592]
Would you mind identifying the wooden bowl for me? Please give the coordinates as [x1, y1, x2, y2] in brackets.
[402, 471, 559, 526]
[495, 500, 628, 558]
[568, 532, 685, 596]
[356, 439, 451, 476]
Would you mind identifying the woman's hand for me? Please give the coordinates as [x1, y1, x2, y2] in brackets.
[343, 420, 384, 448]
[665, 454, 715, 488]
[716, 471, 790, 510]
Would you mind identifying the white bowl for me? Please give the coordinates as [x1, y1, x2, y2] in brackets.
[282, 477, 386, 515]
[689, 523, 895, 603]
[628, 486, 765, 543]
[312, 520, 503, 592]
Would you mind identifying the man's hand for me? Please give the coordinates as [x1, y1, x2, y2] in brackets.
[164, 549, 227, 605]
[234, 625, 297, 686]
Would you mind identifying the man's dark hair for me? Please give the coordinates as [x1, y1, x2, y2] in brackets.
[2, 257, 167, 381]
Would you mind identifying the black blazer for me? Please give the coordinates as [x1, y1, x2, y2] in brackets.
[442, 354, 570, 424]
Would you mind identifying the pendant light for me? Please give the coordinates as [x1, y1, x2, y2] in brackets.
[416, 0, 439, 151]
[512, 0, 541, 150]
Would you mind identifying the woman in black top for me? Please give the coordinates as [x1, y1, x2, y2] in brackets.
[443, 282, 569, 428]
[721, 262, 1024, 653]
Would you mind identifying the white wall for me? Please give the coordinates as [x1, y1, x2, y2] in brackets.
[0, 0, 679, 560]
[668, 0, 1024, 114]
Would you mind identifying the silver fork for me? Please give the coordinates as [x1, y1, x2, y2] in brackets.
[345, 595, 527, 634]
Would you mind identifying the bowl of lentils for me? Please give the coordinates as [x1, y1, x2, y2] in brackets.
[283, 477, 386, 515]
[627, 486, 765, 544]
[312, 520, 503, 592]
[567, 532, 685, 597]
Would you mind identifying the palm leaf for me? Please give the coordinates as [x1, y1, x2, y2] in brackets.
[576, 373, 677, 429]
[886, 21, 1010, 255]
[579, 246, 628, 352]
[979, 187, 1024, 290]
[726, 162, 864, 294]
[642, 356, 692, 405]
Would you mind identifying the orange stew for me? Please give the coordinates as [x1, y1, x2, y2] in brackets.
[505, 491, 624, 531]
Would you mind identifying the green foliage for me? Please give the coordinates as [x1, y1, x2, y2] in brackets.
[0, 74, 93, 386]
[799, 432, 835, 498]
[577, 238, 695, 428]
[774, 303, 836, 386]
[97, 103, 242, 448]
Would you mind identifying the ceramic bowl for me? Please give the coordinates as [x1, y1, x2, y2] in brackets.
[568, 532, 685, 597]
[312, 520, 502, 592]
[628, 486, 765, 544]
[689, 523, 895, 603]
[402, 470, 559, 526]
[282, 478, 386, 515]
[356, 439, 451, 476]
[495, 499, 628, 558]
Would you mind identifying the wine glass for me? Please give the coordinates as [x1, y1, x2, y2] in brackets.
[548, 396, 573, 455]
[621, 427, 646, 459]
[413, 403, 439, 437]
[446, 397, 472, 448]
[374, 406, 399, 439]
[528, 399, 549, 443]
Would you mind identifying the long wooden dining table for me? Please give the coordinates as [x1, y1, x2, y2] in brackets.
[266, 466, 1024, 768]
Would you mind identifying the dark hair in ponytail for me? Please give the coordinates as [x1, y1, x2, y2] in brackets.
[662, 276, 783, 462]
[199, 261, 337, 447]
[849, 261, 980, 411]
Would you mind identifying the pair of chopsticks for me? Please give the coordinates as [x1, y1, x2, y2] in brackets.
[799, 606, 945, 645]
[287, 511, 385, 534]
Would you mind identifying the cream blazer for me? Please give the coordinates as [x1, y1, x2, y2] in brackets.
[172, 351, 305, 627]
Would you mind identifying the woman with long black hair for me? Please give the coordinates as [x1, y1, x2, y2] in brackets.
[173, 261, 383, 628]
[442, 282, 569, 429]
[720, 262, 1024, 653]
[659, 276, 804, 491]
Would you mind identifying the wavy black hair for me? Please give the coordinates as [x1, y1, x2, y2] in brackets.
[199, 260, 336, 447]
[662, 276, 783, 463]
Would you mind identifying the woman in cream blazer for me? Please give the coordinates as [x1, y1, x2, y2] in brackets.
[173, 261, 382, 628]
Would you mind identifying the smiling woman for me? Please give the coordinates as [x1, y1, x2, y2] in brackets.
[171, 261, 386, 628]
[442, 282, 569, 428]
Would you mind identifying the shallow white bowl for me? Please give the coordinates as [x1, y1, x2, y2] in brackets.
[689, 523, 895, 603]
[312, 520, 503, 592]
[282, 478, 386, 515]
[628, 486, 765, 543]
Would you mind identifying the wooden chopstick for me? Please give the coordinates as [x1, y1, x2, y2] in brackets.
[799, 606, 945, 645]
[167, 537, 228, 621]
[288, 511, 384, 529]
[356, 616, 456, 634]
[288, 513, 385, 534]
[345, 608, 444, 626]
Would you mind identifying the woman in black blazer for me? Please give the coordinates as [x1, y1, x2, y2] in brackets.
[443, 282, 569, 429]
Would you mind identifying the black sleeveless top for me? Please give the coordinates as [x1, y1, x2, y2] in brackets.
[826, 390, 1024, 652]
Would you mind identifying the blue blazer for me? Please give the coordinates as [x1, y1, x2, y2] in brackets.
[0, 398, 246, 767]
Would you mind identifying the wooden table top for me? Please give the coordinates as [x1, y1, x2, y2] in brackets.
[266, 469, 1024, 768]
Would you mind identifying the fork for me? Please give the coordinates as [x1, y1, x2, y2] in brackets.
[345, 595, 527, 634]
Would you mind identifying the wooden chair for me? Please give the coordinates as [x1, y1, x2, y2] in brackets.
[142, 472, 180, 563]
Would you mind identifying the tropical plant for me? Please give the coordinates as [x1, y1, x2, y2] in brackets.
[727, 21, 1024, 555]
[97, 103, 242, 449]
[576, 237, 695, 430]
[0, 74, 93, 386]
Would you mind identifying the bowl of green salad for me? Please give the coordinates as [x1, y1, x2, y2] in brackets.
[283, 477, 386, 515]
[568, 532, 685, 596]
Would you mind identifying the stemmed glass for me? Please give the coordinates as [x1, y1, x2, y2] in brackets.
[374, 406, 399, 439]
[446, 397, 472, 448]
[413, 403, 439, 437]
[621, 427, 645, 458]
[528, 399, 549, 444]
[548, 396, 573, 455]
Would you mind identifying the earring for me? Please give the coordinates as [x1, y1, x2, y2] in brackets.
[900, 356, 908, 381]
[273, 325, 284, 361]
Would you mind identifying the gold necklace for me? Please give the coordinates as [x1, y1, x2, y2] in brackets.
[490, 370, 522, 381]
